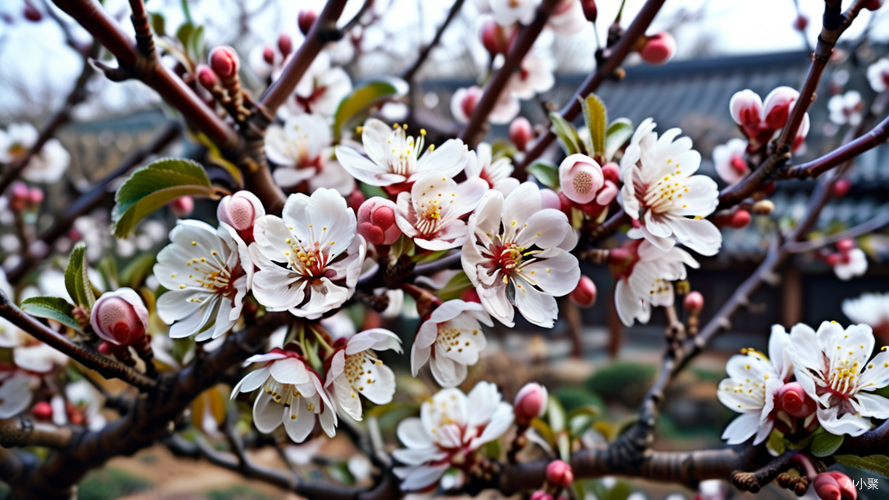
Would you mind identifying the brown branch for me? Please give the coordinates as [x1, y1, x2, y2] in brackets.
[782, 112, 889, 180]
[517, 0, 667, 174]
[5, 122, 182, 284]
[786, 210, 889, 253]
[457, 0, 561, 149]
[338, 0, 374, 36]
[401, 0, 466, 82]
[0, 289, 158, 392]
[0, 416, 74, 449]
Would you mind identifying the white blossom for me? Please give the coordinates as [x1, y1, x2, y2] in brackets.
[505, 54, 555, 100]
[0, 123, 70, 184]
[411, 300, 493, 387]
[867, 58, 889, 93]
[465, 142, 519, 195]
[276, 52, 352, 118]
[326, 329, 402, 421]
[488, 0, 541, 26]
[834, 248, 868, 281]
[828, 91, 864, 127]
[842, 293, 889, 331]
[712, 138, 749, 186]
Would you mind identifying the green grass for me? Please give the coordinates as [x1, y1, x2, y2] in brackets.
[78, 468, 151, 500]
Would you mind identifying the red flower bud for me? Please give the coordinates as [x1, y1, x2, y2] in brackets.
[683, 291, 704, 314]
[863, 0, 882, 11]
[581, 0, 597, 22]
[262, 46, 276, 65]
[729, 209, 751, 229]
[557, 191, 573, 216]
[298, 10, 317, 36]
[32, 401, 53, 420]
[209, 46, 239, 79]
[832, 178, 852, 198]
[509, 116, 533, 152]
[514, 383, 548, 425]
[480, 19, 515, 55]
[530, 491, 554, 500]
[826, 253, 840, 266]
[23, 1, 42, 22]
[28, 187, 44, 205]
[822, 472, 858, 500]
[218, 191, 263, 235]
[640, 32, 676, 65]
[169, 196, 194, 218]
[10, 181, 30, 210]
[197, 64, 219, 89]
[815, 473, 842, 500]
[545, 460, 574, 488]
[836, 238, 855, 253]
[98, 341, 113, 355]
[793, 14, 809, 31]
[90, 289, 149, 346]
[278, 33, 293, 58]
[569, 276, 597, 308]
[357, 197, 401, 246]
[777, 381, 817, 418]
[601, 162, 620, 184]
[347, 189, 367, 213]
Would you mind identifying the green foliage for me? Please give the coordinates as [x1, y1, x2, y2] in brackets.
[604, 118, 634, 161]
[835, 454, 889, 478]
[553, 387, 605, 413]
[334, 77, 407, 139]
[527, 160, 560, 190]
[585, 362, 657, 406]
[811, 432, 844, 457]
[20, 296, 82, 333]
[65, 244, 95, 310]
[580, 94, 608, 157]
[120, 252, 158, 289]
[77, 468, 151, 500]
[149, 12, 165, 36]
[549, 112, 582, 156]
[547, 395, 571, 461]
[587, 479, 632, 500]
[112, 158, 217, 238]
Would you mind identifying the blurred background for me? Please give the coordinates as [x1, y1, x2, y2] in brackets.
[1, 0, 889, 499]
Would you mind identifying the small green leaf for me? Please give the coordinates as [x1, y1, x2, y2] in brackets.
[188, 25, 205, 62]
[20, 296, 83, 332]
[548, 394, 566, 433]
[579, 94, 607, 156]
[413, 249, 449, 264]
[112, 158, 217, 238]
[149, 12, 166, 36]
[604, 118, 634, 161]
[834, 455, 889, 478]
[175, 22, 194, 51]
[436, 271, 472, 302]
[527, 160, 560, 190]
[333, 77, 407, 139]
[549, 113, 581, 156]
[64, 244, 95, 309]
[811, 432, 844, 457]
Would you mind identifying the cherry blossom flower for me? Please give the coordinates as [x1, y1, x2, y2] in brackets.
[614, 240, 699, 326]
[465, 142, 520, 195]
[867, 58, 889, 93]
[411, 300, 493, 387]
[842, 293, 889, 339]
[325, 328, 402, 421]
[462, 183, 579, 328]
[547, 0, 586, 36]
[619, 118, 722, 256]
[265, 114, 355, 195]
[558, 154, 617, 205]
[395, 172, 489, 250]
[217, 190, 265, 243]
[277, 52, 352, 117]
[787, 321, 889, 436]
[505, 54, 555, 100]
[0, 123, 70, 184]
[90, 288, 148, 346]
[833, 247, 868, 281]
[231, 350, 336, 443]
[336, 119, 469, 187]
[154, 220, 251, 341]
[488, 0, 541, 26]
[717, 326, 792, 445]
[0, 371, 40, 418]
[729, 87, 810, 152]
[251, 189, 365, 319]
[392, 381, 514, 491]
[828, 91, 864, 126]
[712, 138, 750, 185]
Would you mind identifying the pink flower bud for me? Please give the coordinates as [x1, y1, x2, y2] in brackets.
[683, 291, 704, 313]
[559, 154, 604, 205]
[28, 187, 44, 205]
[777, 381, 817, 418]
[581, 0, 597, 22]
[864, 0, 882, 10]
[217, 191, 264, 235]
[23, 1, 42, 22]
[262, 46, 276, 65]
[793, 14, 809, 31]
[640, 32, 676, 65]
[348, 189, 367, 213]
[209, 46, 240, 79]
[569, 276, 597, 308]
[762, 86, 799, 131]
[460, 88, 482, 120]
[601, 162, 620, 184]
[451, 86, 484, 123]
[540, 188, 561, 211]
[358, 197, 401, 246]
[822, 472, 858, 500]
[729, 209, 751, 229]
[98, 341, 113, 355]
[298, 10, 317, 36]
[90, 288, 149, 346]
[509, 116, 533, 151]
[480, 19, 515, 55]
[837, 238, 855, 254]
[197, 64, 220, 89]
[278, 33, 293, 58]
[10, 181, 29, 210]
[729, 90, 764, 130]
[832, 178, 852, 198]
[32, 401, 53, 420]
[545, 460, 574, 488]
[530, 491, 554, 500]
[514, 382, 548, 424]
[169, 196, 194, 217]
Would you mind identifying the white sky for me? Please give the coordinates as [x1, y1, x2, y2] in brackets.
[0, 0, 887, 119]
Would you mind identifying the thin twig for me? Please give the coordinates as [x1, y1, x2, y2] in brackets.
[786, 211, 889, 253]
[401, 0, 466, 82]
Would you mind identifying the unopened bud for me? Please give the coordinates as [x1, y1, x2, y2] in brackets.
[822, 472, 858, 500]
[169, 196, 194, 218]
[28, 187, 44, 205]
[581, 0, 597, 22]
[357, 197, 401, 246]
[837, 238, 855, 253]
[347, 189, 367, 212]
[32, 401, 53, 420]
[813, 473, 850, 500]
[509, 117, 533, 151]
[793, 14, 808, 31]
[832, 178, 852, 198]
[90, 288, 149, 346]
[545, 460, 574, 488]
[197, 64, 219, 90]
[514, 382, 548, 425]
[298, 10, 317, 36]
[559, 154, 604, 205]
[530, 491, 554, 500]
[278, 33, 293, 58]
[23, 1, 42, 22]
[751, 200, 774, 215]
[777, 381, 817, 418]
[729, 209, 751, 229]
[10, 181, 30, 210]
[98, 341, 113, 355]
[639, 32, 675, 65]
[601, 162, 620, 184]
[209, 46, 240, 79]
[217, 191, 263, 234]
[763, 87, 799, 131]
[569, 276, 597, 308]
[683, 291, 704, 314]
[262, 46, 276, 65]
[480, 19, 514, 55]
[863, 0, 882, 11]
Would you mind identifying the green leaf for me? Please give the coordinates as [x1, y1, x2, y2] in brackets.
[549, 113, 581, 156]
[333, 77, 407, 139]
[834, 455, 889, 478]
[811, 432, 844, 457]
[65, 244, 95, 309]
[112, 158, 217, 238]
[188, 25, 205, 62]
[527, 160, 559, 190]
[436, 271, 472, 302]
[175, 22, 193, 53]
[413, 249, 449, 264]
[20, 296, 83, 333]
[120, 252, 158, 289]
[480, 439, 500, 459]
[149, 12, 166, 36]
[604, 118, 634, 161]
[579, 94, 607, 157]
[359, 183, 387, 200]
[547, 395, 571, 461]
